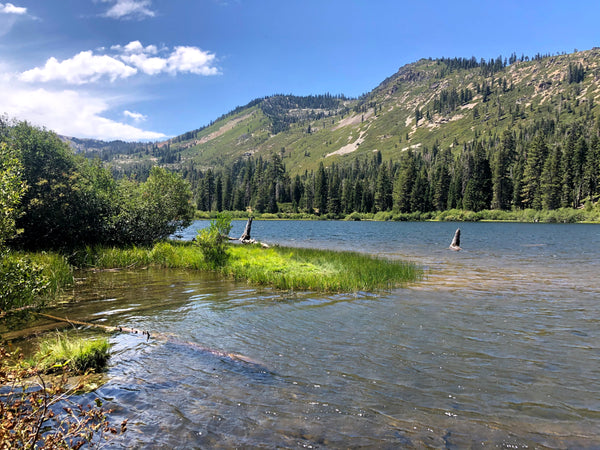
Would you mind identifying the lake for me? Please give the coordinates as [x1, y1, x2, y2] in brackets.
[10, 221, 600, 447]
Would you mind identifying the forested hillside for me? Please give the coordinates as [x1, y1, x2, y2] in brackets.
[76, 48, 600, 218]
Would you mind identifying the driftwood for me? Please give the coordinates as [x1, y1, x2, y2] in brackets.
[449, 228, 461, 251]
[35, 312, 261, 366]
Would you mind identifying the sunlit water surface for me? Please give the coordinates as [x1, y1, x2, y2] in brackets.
[6, 221, 600, 448]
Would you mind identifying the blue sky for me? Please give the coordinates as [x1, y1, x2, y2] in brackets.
[1, 0, 599, 141]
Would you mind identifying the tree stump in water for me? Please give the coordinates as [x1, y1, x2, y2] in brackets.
[238, 216, 269, 247]
[449, 228, 461, 251]
[240, 216, 253, 241]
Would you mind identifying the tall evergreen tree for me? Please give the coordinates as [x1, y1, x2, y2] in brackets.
[315, 162, 328, 214]
[520, 135, 548, 209]
[491, 130, 515, 210]
[540, 144, 563, 210]
[463, 142, 492, 211]
[394, 151, 417, 213]
[374, 163, 393, 212]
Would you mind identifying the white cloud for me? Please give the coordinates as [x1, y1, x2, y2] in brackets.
[166, 46, 219, 75]
[19, 50, 137, 84]
[0, 2, 27, 14]
[124, 110, 147, 122]
[121, 53, 166, 75]
[101, 0, 155, 20]
[115, 41, 219, 76]
[0, 79, 166, 141]
[20, 42, 219, 84]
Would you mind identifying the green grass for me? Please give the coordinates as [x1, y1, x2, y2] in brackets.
[225, 245, 422, 291]
[32, 333, 110, 374]
[75, 241, 422, 292]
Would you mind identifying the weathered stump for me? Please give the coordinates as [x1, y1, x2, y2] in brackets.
[240, 216, 253, 241]
[449, 228, 461, 251]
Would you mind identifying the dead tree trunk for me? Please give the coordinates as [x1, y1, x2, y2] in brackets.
[237, 216, 269, 247]
[449, 228, 461, 251]
[240, 216, 253, 241]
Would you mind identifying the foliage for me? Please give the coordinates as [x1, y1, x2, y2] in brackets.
[0, 253, 49, 311]
[0, 119, 195, 249]
[0, 142, 26, 248]
[109, 167, 195, 246]
[33, 333, 110, 374]
[0, 344, 125, 449]
[194, 213, 233, 267]
[0, 251, 72, 312]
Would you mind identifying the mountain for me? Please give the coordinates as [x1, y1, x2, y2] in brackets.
[83, 48, 600, 178]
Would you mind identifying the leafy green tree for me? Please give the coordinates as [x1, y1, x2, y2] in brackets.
[0, 142, 26, 247]
[110, 167, 194, 246]
[8, 122, 115, 249]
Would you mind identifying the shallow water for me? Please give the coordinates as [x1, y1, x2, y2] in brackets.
[6, 221, 600, 448]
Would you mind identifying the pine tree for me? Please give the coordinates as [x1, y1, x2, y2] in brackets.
[374, 164, 393, 211]
[540, 144, 563, 210]
[520, 135, 548, 209]
[315, 162, 328, 214]
[491, 130, 515, 210]
[410, 167, 431, 212]
[463, 142, 492, 211]
[394, 151, 417, 213]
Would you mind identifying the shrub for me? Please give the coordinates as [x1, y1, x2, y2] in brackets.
[195, 213, 233, 267]
[0, 252, 49, 310]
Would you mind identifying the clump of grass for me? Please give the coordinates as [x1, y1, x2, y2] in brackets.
[33, 333, 110, 374]
[226, 244, 423, 292]
[73, 241, 422, 292]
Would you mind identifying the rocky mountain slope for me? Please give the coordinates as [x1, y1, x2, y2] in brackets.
[77, 48, 600, 176]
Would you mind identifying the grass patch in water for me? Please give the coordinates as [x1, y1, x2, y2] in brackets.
[76, 242, 422, 292]
[32, 333, 110, 374]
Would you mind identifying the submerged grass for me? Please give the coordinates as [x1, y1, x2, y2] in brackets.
[75, 241, 422, 292]
[32, 333, 110, 374]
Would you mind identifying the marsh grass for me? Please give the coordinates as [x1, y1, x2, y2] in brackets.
[76, 241, 422, 292]
[33, 333, 110, 374]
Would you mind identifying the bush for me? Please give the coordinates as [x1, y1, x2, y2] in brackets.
[0, 252, 49, 310]
[195, 213, 233, 267]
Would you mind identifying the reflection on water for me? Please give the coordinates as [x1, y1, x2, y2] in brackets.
[3, 221, 600, 448]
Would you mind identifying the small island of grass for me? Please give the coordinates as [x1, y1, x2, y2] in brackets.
[78, 239, 422, 293]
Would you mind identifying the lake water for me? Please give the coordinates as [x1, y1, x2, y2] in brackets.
[9, 221, 600, 447]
